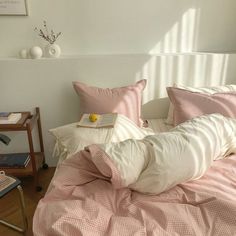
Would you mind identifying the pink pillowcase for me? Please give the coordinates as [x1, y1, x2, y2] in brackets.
[167, 87, 236, 125]
[73, 80, 147, 127]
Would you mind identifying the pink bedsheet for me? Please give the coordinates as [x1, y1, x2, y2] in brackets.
[33, 146, 236, 236]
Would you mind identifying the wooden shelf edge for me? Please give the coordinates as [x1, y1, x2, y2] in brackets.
[0, 112, 31, 131]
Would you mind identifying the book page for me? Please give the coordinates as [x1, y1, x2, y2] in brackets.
[97, 113, 117, 127]
[77, 114, 99, 128]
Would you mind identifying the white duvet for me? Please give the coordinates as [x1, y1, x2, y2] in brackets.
[96, 114, 236, 194]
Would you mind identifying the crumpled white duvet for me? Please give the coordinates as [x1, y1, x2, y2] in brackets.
[96, 113, 236, 194]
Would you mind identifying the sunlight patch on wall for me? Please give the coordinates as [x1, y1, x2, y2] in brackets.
[149, 8, 200, 54]
[137, 54, 230, 104]
[136, 7, 230, 104]
[207, 54, 229, 86]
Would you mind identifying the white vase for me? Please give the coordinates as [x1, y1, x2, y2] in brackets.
[44, 44, 61, 58]
[29, 46, 43, 59]
[19, 49, 28, 59]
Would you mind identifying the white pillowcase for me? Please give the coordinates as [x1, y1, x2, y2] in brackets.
[50, 114, 154, 164]
[166, 84, 236, 125]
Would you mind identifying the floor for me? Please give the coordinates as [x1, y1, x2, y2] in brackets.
[0, 167, 56, 236]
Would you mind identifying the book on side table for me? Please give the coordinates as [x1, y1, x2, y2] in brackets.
[0, 113, 22, 124]
[0, 153, 30, 168]
[0, 112, 12, 120]
[77, 113, 118, 128]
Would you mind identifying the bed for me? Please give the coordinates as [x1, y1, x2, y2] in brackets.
[33, 82, 236, 236]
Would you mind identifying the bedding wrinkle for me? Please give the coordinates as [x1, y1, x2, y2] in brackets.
[34, 154, 236, 235]
[199, 199, 236, 236]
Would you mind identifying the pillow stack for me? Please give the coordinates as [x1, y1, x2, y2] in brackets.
[166, 84, 236, 126]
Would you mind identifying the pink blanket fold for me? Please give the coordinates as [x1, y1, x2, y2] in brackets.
[33, 145, 236, 236]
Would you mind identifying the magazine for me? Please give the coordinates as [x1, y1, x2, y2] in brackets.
[77, 113, 118, 128]
[0, 171, 16, 192]
[0, 153, 30, 168]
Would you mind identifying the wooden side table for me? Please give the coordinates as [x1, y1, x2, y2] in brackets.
[0, 176, 28, 234]
[0, 107, 48, 191]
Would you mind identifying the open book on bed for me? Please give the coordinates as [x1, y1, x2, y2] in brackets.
[77, 113, 118, 128]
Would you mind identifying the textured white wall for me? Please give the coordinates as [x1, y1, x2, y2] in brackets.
[0, 0, 236, 57]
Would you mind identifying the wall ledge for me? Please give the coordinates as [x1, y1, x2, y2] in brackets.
[1, 51, 236, 61]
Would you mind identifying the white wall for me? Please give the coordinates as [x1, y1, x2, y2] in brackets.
[0, 0, 236, 57]
[0, 1, 236, 166]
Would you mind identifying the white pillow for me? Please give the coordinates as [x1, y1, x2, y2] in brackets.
[166, 84, 236, 125]
[50, 114, 154, 164]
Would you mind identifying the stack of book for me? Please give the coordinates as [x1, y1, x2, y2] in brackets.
[0, 172, 16, 192]
[0, 112, 22, 124]
[0, 153, 30, 168]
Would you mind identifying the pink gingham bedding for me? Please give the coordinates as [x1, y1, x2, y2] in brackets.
[33, 147, 236, 236]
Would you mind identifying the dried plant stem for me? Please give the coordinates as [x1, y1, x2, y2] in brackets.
[34, 21, 62, 44]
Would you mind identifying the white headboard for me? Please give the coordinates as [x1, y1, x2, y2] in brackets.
[142, 97, 170, 119]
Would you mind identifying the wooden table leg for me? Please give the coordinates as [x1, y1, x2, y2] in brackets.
[26, 123, 41, 191]
[36, 107, 48, 170]
[17, 185, 28, 233]
[0, 185, 28, 235]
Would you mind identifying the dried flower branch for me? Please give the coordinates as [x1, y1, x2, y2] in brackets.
[34, 21, 62, 44]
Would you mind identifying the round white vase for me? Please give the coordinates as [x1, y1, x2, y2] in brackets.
[29, 46, 43, 59]
[44, 44, 61, 58]
[19, 49, 28, 59]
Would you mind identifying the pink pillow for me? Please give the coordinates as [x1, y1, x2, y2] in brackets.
[167, 87, 236, 125]
[73, 80, 147, 127]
